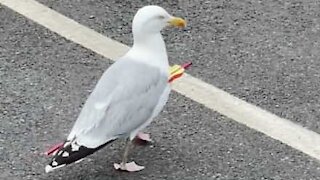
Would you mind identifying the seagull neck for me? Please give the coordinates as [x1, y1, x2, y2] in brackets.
[132, 33, 166, 54]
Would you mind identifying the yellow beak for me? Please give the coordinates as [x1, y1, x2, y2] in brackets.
[168, 17, 186, 28]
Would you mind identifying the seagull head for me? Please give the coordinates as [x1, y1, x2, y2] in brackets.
[132, 5, 186, 36]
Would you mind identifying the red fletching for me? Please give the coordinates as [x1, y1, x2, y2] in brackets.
[45, 142, 64, 156]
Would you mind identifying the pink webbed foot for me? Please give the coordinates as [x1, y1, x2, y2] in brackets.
[114, 162, 145, 172]
[134, 132, 152, 145]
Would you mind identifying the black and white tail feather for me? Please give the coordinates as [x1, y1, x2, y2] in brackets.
[45, 139, 113, 173]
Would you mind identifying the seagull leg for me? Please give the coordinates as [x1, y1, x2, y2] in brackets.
[121, 139, 131, 165]
[114, 138, 145, 172]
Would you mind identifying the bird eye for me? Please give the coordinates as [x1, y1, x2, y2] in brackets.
[157, 15, 165, 19]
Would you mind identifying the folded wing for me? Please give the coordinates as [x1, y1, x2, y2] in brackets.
[68, 58, 169, 148]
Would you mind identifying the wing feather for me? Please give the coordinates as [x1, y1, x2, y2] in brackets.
[67, 58, 169, 148]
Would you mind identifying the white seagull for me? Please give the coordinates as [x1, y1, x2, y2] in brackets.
[45, 5, 186, 173]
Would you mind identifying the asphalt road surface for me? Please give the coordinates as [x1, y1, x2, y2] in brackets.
[1, 0, 320, 179]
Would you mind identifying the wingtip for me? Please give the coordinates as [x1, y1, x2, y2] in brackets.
[45, 165, 53, 173]
[45, 164, 66, 173]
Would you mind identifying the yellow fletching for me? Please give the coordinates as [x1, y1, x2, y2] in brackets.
[169, 64, 185, 81]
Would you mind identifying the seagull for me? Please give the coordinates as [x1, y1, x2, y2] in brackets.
[45, 5, 186, 173]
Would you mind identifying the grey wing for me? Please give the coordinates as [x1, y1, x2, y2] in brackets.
[131, 85, 171, 137]
[67, 59, 169, 148]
